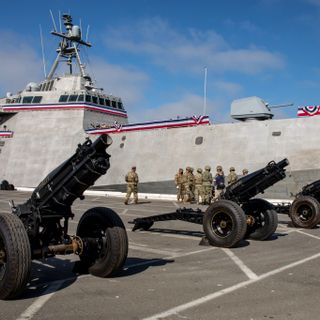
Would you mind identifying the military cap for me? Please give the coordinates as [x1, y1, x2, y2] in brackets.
[230, 167, 235, 171]
[242, 168, 248, 174]
[205, 165, 211, 171]
[216, 165, 222, 170]
[132, 166, 136, 169]
[197, 168, 203, 173]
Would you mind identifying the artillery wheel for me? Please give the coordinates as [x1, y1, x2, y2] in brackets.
[0, 180, 9, 191]
[0, 212, 31, 300]
[77, 207, 128, 277]
[203, 200, 247, 248]
[242, 199, 278, 240]
[289, 196, 320, 228]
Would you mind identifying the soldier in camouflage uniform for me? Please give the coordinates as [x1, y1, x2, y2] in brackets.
[175, 168, 185, 202]
[202, 165, 213, 205]
[124, 166, 139, 205]
[242, 168, 249, 176]
[227, 167, 238, 185]
[183, 167, 195, 202]
[194, 168, 204, 204]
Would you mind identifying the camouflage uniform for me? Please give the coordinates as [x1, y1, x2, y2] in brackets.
[227, 167, 238, 185]
[124, 166, 139, 204]
[194, 168, 204, 204]
[174, 168, 184, 202]
[183, 167, 195, 202]
[214, 165, 225, 199]
[202, 165, 213, 204]
[242, 168, 248, 176]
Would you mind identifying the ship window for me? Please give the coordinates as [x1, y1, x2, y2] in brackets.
[43, 82, 50, 91]
[195, 136, 203, 145]
[77, 94, 84, 102]
[85, 95, 92, 103]
[92, 96, 98, 104]
[99, 97, 105, 106]
[32, 96, 42, 103]
[120, 143, 124, 149]
[39, 83, 44, 91]
[118, 102, 123, 110]
[272, 131, 281, 136]
[48, 80, 54, 91]
[59, 95, 69, 102]
[105, 99, 111, 107]
[68, 95, 78, 102]
[112, 101, 117, 108]
[22, 96, 33, 104]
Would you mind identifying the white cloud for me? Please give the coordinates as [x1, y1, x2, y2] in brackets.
[88, 58, 149, 107]
[212, 81, 243, 97]
[129, 93, 227, 123]
[102, 18, 285, 75]
[0, 31, 43, 94]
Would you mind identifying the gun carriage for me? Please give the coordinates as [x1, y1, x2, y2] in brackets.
[275, 179, 320, 228]
[131, 159, 289, 248]
[0, 134, 128, 299]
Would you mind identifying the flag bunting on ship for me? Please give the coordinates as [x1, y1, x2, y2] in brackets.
[0, 131, 14, 138]
[86, 115, 210, 135]
[297, 106, 320, 117]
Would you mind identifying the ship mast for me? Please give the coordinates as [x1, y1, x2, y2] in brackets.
[47, 14, 91, 82]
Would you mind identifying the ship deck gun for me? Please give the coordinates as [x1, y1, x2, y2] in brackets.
[130, 159, 289, 248]
[275, 178, 320, 228]
[0, 134, 128, 300]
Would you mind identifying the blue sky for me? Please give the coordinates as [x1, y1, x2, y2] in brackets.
[1, 0, 320, 122]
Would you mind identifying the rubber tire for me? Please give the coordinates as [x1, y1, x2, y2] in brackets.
[77, 207, 128, 277]
[203, 200, 247, 248]
[242, 199, 278, 240]
[0, 212, 31, 300]
[0, 181, 9, 191]
[289, 196, 320, 228]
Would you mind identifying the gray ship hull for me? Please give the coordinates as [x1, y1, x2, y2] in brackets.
[0, 109, 319, 199]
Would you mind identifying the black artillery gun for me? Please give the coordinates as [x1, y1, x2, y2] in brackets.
[0, 134, 128, 300]
[275, 179, 320, 228]
[131, 159, 289, 248]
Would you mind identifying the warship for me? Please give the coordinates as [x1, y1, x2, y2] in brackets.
[0, 14, 319, 199]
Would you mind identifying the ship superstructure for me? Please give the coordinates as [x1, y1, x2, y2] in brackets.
[0, 14, 128, 129]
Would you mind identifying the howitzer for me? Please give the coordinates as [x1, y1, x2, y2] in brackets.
[275, 179, 320, 228]
[131, 159, 289, 248]
[0, 134, 128, 300]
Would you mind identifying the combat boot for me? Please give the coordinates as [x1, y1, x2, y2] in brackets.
[124, 200, 128, 205]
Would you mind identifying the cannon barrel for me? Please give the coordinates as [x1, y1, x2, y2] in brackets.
[17, 134, 112, 218]
[222, 158, 289, 204]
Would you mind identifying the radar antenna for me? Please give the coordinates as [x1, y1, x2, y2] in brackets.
[47, 13, 92, 83]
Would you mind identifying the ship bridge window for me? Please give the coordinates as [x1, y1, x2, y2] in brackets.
[112, 101, 117, 109]
[68, 95, 78, 102]
[118, 102, 123, 110]
[99, 97, 105, 106]
[48, 80, 54, 91]
[77, 94, 84, 102]
[32, 96, 42, 104]
[105, 99, 111, 107]
[85, 95, 92, 103]
[92, 96, 98, 104]
[59, 95, 69, 102]
[22, 96, 33, 104]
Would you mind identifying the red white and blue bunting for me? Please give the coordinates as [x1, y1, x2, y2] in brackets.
[1, 103, 127, 118]
[0, 131, 13, 138]
[297, 106, 320, 117]
[86, 115, 210, 135]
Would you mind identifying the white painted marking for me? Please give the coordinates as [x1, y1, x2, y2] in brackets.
[16, 282, 62, 320]
[222, 248, 258, 280]
[32, 260, 55, 269]
[160, 233, 201, 241]
[121, 209, 128, 215]
[129, 245, 178, 256]
[296, 230, 320, 240]
[141, 252, 320, 320]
